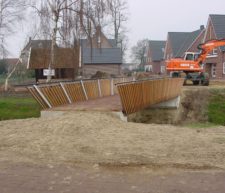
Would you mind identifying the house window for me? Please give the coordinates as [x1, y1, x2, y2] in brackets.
[207, 48, 218, 58]
[145, 65, 153, 72]
[213, 48, 218, 55]
[211, 64, 216, 78]
[223, 62, 225, 74]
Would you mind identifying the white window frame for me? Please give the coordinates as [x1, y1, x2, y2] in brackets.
[145, 65, 153, 72]
[213, 48, 218, 55]
[223, 62, 225, 75]
[211, 64, 216, 78]
[161, 66, 166, 73]
[207, 48, 218, 58]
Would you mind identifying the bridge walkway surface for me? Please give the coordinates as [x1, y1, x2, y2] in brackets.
[47, 95, 122, 112]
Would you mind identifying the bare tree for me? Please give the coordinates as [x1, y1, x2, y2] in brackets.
[131, 39, 149, 64]
[30, 0, 111, 82]
[107, 0, 127, 44]
[0, 0, 26, 91]
[0, 0, 26, 58]
[107, 0, 128, 59]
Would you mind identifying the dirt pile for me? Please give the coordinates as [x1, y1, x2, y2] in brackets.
[179, 87, 210, 124]
[0, 111, 225, 169]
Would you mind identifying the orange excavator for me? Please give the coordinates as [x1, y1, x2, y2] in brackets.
[166, 39, 225, 85]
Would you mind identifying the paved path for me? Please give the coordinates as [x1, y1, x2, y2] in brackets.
[49, 95, 122, 112]
[0, 162, 225, 193]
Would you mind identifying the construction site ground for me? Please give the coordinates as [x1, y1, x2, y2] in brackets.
[1, 83, 225, 192]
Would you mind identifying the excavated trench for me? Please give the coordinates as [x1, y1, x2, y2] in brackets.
[128, 86, 225, 125]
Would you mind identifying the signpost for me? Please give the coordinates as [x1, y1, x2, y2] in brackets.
[43, 69, 55, 77]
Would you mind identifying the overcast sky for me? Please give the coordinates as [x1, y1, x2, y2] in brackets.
[7, 0, 225, 58]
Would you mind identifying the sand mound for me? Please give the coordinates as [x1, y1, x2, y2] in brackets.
[0, 111, 225, 169]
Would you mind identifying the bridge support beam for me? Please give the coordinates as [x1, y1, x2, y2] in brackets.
[151, 96, 180, 109]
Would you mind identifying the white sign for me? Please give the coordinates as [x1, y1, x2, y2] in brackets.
[43, 69, 55, 76]
[180, 63, 190, 67]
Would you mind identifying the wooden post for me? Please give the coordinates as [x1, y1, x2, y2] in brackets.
[80, 80, 88, 100]
[111, 79, 114, 96]
[60, 82, 72, 104]
[34, 85, 52, 108]
[98, 79, 102, 97]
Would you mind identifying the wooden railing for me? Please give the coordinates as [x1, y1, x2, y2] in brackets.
[116, 78, 184, 115]
[28, 77, 134, 109]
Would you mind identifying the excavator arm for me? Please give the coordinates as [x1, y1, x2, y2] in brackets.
[166, 38, 225, 72]
[166, 38, 225, 86]
[197, 39, 225, 64]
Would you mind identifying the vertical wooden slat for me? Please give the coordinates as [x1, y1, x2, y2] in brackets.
[28, 87, 48, 109]
[117, 78, 183, 115]
[33, 85, 52, 108]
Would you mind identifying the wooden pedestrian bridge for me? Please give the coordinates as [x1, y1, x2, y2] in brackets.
[28, 77, 184, 116]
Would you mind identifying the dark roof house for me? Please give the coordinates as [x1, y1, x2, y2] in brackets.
[164, 26, 205, 61]
[81, 28, 122, 77]
[143, 40, 166, 74]
[148, 40, 166, 61]
[204, 14, 225, 50]
[209, 14, 225, 39]
[82, 48, 122, 64]
[203, 14, 225, 79]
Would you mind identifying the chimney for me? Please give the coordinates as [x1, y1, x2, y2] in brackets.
[200, 25, 205, 30]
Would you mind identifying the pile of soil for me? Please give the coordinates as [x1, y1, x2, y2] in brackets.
[0, 111, 225, 169]
[91, 71, 111, 79]
[179, 87, 210, 124]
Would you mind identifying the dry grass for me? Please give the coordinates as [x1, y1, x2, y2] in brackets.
[0, 111, 225, 169]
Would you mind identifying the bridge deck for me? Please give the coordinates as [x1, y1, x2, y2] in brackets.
[47, 95, 122, 112]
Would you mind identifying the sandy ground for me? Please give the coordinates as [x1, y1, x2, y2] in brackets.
[1, 111, 225, 170]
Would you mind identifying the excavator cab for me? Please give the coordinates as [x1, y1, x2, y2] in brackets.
[184, 52, 199, 61]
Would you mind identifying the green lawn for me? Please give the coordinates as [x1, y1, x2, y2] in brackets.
[0, 96, 40, 121]
[208, 89, 225, 125]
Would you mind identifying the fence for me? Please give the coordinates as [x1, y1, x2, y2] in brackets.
[116, 78, 184, 115]
[27, 77, 134, 109]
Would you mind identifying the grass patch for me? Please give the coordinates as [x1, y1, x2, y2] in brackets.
[0, 96, 40, 121]
[208, 89, 225, 125]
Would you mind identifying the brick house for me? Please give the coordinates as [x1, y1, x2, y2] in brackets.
[164, 26, 205, 61]
[81, 28, 122, 77]
[203, 14, 225, 79]
[144, 41, 166, 74]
